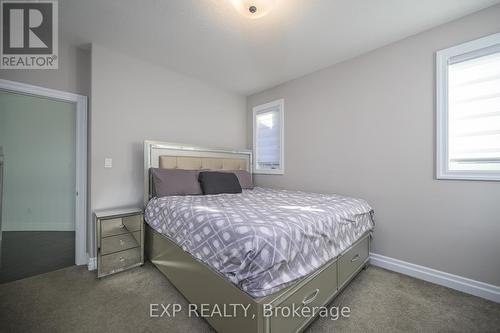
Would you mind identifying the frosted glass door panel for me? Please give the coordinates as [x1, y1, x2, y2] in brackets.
[0, 91, 76, 231]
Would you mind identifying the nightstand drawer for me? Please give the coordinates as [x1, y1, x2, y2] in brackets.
[100, 247, 141, 275]
[101, 215, 142, 237]
[101, 231, 141, 255]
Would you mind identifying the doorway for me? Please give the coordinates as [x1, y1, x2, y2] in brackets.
[0, 80, 87, 283]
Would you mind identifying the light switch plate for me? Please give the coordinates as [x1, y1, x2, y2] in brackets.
[104, 158, 112, 168]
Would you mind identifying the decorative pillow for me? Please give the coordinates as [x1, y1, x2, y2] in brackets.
[198, 171, 242, 195]
[221, 170, 254, 189]
[150, 168, 202, 197]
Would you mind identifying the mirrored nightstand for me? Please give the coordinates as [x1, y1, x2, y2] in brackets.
[95, 208, 144, 278]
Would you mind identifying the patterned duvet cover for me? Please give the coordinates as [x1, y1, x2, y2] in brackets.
[145, 187, 374, 298]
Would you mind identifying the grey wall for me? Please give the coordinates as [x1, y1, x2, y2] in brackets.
[0, 39, 90, 96]
[90, 44, 247, 256]
[247, 5, 500, 287]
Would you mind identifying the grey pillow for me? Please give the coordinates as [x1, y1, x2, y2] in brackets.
[150, 168, 202, 197]
[198, 172, 242, 195]
[221, 170, 254, 189]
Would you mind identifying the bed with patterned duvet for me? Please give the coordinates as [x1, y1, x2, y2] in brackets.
[144, 187, 374, 298]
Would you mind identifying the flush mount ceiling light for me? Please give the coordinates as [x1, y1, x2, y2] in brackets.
[232, 0, 277, 19]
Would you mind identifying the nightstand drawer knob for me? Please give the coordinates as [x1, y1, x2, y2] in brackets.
[119, 257, 125, 262]
[119, 239, 125, 246]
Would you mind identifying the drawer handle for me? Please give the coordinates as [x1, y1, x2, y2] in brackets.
[119, 239, 125, 247]
[302, 289, 319, 305]
[351, 254, 360, 262]
[119, 257, 125, 262]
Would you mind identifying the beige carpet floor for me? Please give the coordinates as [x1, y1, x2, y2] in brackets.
[0, 262, 499, 333]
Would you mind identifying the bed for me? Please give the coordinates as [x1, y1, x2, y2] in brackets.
[143, 140, 374, 333]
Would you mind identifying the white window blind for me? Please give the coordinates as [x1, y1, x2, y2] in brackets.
[448, 50, 500, 171]
[436, 32, 500, 181]
[253, 99, 284, 174]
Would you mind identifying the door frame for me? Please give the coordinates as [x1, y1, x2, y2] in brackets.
[0, 79, 88, 265]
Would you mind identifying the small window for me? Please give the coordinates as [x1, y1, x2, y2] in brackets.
[253, 99, 284, 174]
[436, 33, 500, 181]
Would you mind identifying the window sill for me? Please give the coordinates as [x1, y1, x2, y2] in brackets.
[436, 171, 500, 181]
[253, 169, 284, 175]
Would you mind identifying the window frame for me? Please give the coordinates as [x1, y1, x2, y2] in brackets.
[436, 32, 500, 181]
[252, 98, 285, 175]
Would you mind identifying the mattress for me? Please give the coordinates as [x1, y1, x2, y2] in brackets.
[145, 187, 374, 298]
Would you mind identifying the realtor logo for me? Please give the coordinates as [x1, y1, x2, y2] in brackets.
[1, 0, 58, 69]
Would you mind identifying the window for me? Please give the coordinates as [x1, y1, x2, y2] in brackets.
[436, 32, 500, 181]
[253, 99, 284, 174]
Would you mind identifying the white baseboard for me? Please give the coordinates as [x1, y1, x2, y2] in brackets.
[370, 253, 500, 304]
[87, 257, 97, 271]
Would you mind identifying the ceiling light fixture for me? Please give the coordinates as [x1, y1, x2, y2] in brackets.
[232, 0, 277, 19]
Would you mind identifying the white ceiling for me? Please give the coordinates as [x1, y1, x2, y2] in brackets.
[61, 0, 500, 95]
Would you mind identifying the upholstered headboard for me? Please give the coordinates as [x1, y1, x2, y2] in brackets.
[143, 140, 252, 205]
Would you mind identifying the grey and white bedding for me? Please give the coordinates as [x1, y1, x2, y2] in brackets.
[145, 187, 374, 298]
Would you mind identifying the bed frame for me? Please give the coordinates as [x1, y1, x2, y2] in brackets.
[143, 140, 371, 333]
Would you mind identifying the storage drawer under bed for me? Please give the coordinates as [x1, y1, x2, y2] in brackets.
[269, 259, 338, 333]
[337, 235, 369, 288]
[267, 233, 369, 333]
